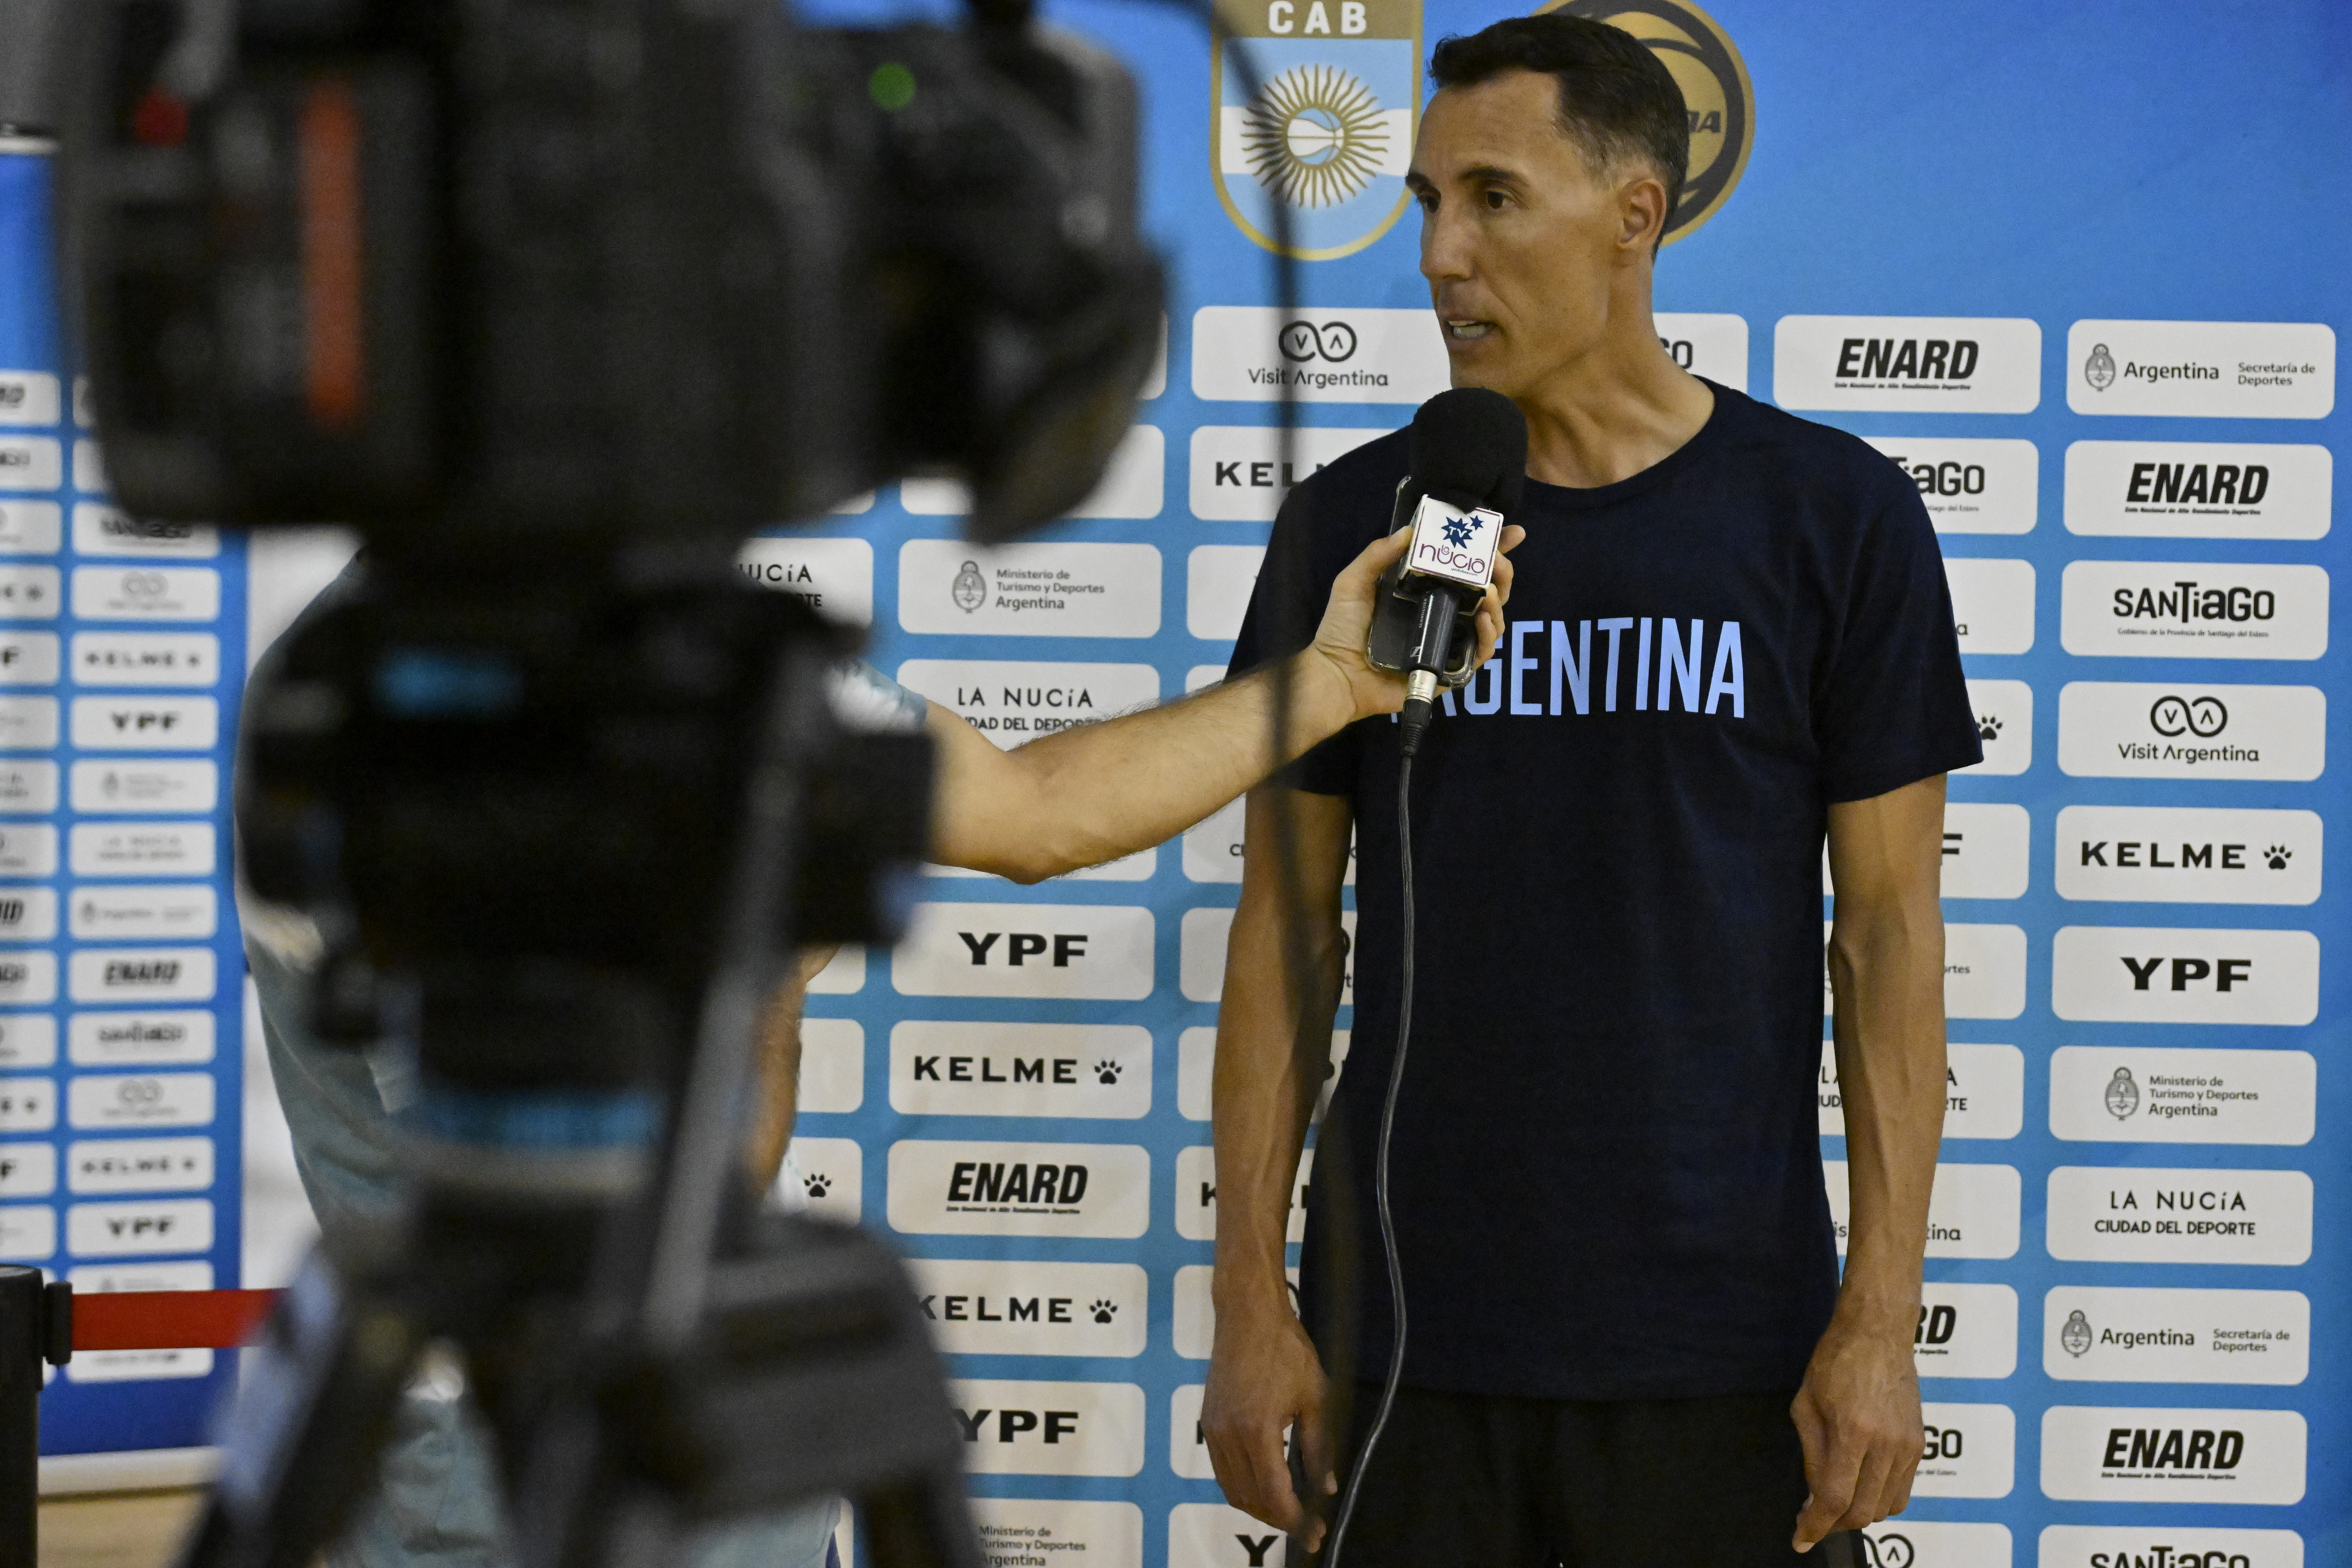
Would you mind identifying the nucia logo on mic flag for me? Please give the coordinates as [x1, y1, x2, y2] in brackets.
[1211, 0, 1421, 259]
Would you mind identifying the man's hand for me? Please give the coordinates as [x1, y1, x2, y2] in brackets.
[1202, 1296, 1336, 1550]
[1301, 523, 1524, 721]
[1790, 1309, 1926, 1550]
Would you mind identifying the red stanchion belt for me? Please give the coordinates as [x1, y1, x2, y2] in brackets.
[72, 1289, 283, 1352]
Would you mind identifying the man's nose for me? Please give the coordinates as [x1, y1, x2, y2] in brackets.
[1419, 201, 1473, 283]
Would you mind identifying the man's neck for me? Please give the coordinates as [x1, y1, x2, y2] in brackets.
[1513, 292, 1716, 491]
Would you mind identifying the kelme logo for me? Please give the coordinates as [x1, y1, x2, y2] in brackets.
[1538, 0, 1753, 244]
[1212, 0, 1420, 259]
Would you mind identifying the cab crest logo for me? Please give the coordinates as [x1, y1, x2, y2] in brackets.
[1212, 0, 1421, 259]
[1536, 0, 1753, 245]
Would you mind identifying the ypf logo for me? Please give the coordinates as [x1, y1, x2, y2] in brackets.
[2084, 341, 2118, 391]
[1212, 0, 1420, 259]
[1279, 321, 1359, 362]
[1537, 0, 1753, 244]
[2150, 694, 2227, 738]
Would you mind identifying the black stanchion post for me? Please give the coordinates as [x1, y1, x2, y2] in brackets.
[0, 1265, 46, 1568]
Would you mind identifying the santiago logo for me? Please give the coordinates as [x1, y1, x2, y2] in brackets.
[1212, 0, 1420, 259]
[2105, 1065, 2141, 1120]
[2061, 1308, 2094, 1358]
[2148, 694, 2227, 738]
[1539, 0, 1753, 244]
[2084, 342, 2118, 391]
[952, 560, 988, 613]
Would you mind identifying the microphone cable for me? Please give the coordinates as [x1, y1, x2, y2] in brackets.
[1323, 749, 1416, 1566]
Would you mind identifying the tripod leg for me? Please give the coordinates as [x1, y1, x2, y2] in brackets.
[175, 1252, 429, 1568]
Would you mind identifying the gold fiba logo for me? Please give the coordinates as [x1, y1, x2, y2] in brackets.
[1535, 0, 1753, 245]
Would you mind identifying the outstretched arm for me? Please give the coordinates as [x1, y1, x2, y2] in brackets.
[929, 525, 1519, 883]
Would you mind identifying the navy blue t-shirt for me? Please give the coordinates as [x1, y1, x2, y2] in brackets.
[1226, 382, 1982, 1401]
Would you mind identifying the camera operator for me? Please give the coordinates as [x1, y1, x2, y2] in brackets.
[241, 522, 1518, 1568]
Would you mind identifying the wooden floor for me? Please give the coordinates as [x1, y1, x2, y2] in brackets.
[38, 1490, 205, 1568]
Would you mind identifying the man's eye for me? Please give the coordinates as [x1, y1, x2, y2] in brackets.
[1483, 189, 1509, 210]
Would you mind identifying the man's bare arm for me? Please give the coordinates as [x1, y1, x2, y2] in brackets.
[1200, 786, 1354, 1549]
[1793, 773, 1949, 1550]
[744, 946, 840, 1193]
[929, 526, 1517, 883]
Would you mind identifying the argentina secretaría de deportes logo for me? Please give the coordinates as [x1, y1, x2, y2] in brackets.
[2105, 1065, 2141, 1119]
[2085, 341, 2118, 391]
[1212, 0, 1421, 259]
[2061, 1309, 2094, 1357]
[1537, 0, 1753, 245]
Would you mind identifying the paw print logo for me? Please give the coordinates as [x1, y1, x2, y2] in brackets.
[1088, 1300, 1118, 1324]
[1975, 714, 2002, 742]
[801, 1172, 832, 1200]
[1093, 1060, 1122, 1085]
[2264, 846, 2291, 871]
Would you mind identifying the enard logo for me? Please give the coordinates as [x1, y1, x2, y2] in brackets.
[1537, 1, 1754, 245]
[1212, 0, 1419, 259]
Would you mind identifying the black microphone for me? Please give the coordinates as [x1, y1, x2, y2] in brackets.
[1365, 388, 1526, 756]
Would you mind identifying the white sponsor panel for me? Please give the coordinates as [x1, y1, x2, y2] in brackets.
[0, 632, 58, 685]
[71, 566, 219, 621]
[68, 1072, 215, 1130]
[2038, 1526, 2303, 1568]
[908, 1259, 1147, 1357]
[1182, 905, 1353, 1005]
[0, 371, 59, 424]
[2065, 440, 2331, 539]
[2046, 1166, 2311, 1266]
[1653, 313, 1748, 392]
[0, 697, 58, 749]
[1820, 1041, 2023, 1141]
[1172, 1264, 1300, 1361]
[899, 540, 1161, 639]
[0, 1075, 52, 1130]
[68, 947, 216, 1004]
[2056, 806, 2320, 905]
[70, 632, 220, 687]
[0, 1144, 54, 1197]
[1943, 923, 2026, 1020]
[1773, 316, 2042, 412]
[67, 1198, 213, 1257]
[0, 501, 59, 553]
[895, 659, 1158, 750]
[1946, 559, 2036, 654]
[1911, 1282, 2018, 1380]
[806, 946, 864, 995]
[1191, 306, 1448, 404]
[67, 1260, 211, 1292]
[0, 435, 61, 488]
[69, 696, 217, 751]
[74, 440, 105, 491]
[0, 762, 56, 811]
[1864, 437, 2039, 535]
[2061, 562, 2326, 660]
[0, 1016, 54, 1069]
[2044, 1287, 2308, 1386]
[2050, 926, 2317, 1026]
[67, 1138, 213, 1194]
[64, 1345, 213, 1382]
[1182, 797, 1357, 887]
[1826, 1161, 2018, 1259]
[886, 1140, 1148, 1239]
[70, 884, 217, 941]
[2040, 1406, 2305, 1504]
[0, 952, 56, 1006]
[1169, 1502, 1294, 1568]
[69, 1010, 213, 1066]
[70, 760, 217, 815]
[1186, 545, 1263, 642]
[890, 1021, 1150, 1117]
[0, 565, 59, 618]
[905, 425, 1165, 521]
[1913, 1402, 2015, 1498]
[794, 1018, 862, 1114]
[947, 1379, 1143, 1477]
[733, 536, 873, 625]
[2067, 320, 2334, 419]
[1942, 803, 2030, 899]
[2050, 1046, 2314, 1146]
[71, 507, 217, 558]
[1858, 1522, 2012, 1568]
[1960, 680, 2032, 775]
[783, 1136, 860, 1222]
[1177, 1145, 1310, 1244]
[1188, 426, 1393, 520]
[1167, 1384, 1215, 1479]
[0, 1206, 53, 1259]
[891, 903, 1153, 1000]
[2058, 681, 2323, 781]
[967, 1500, 1142, 1568]
[0, 886, 55, 941]
[1180, 1025, 1348, 1126]
[0, 825, 57, 877]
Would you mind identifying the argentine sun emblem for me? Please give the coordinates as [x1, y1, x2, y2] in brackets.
[1213, 0, 1420, 259]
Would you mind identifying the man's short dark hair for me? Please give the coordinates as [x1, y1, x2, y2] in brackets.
[1429, 15, 1689, 234]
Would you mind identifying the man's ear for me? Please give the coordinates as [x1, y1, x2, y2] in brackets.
[1617, 170, 1669, 256]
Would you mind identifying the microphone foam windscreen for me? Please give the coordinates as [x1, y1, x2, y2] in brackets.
[1408, 387, 1527, 514]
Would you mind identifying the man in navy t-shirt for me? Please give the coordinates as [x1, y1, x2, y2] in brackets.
[1202, 17, 1981, 1567]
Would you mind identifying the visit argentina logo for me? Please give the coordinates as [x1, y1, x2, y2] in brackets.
[1212, 0, 1421, 259]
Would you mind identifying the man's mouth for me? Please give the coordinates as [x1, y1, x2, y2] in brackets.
[1443, 318, 1496, 341]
